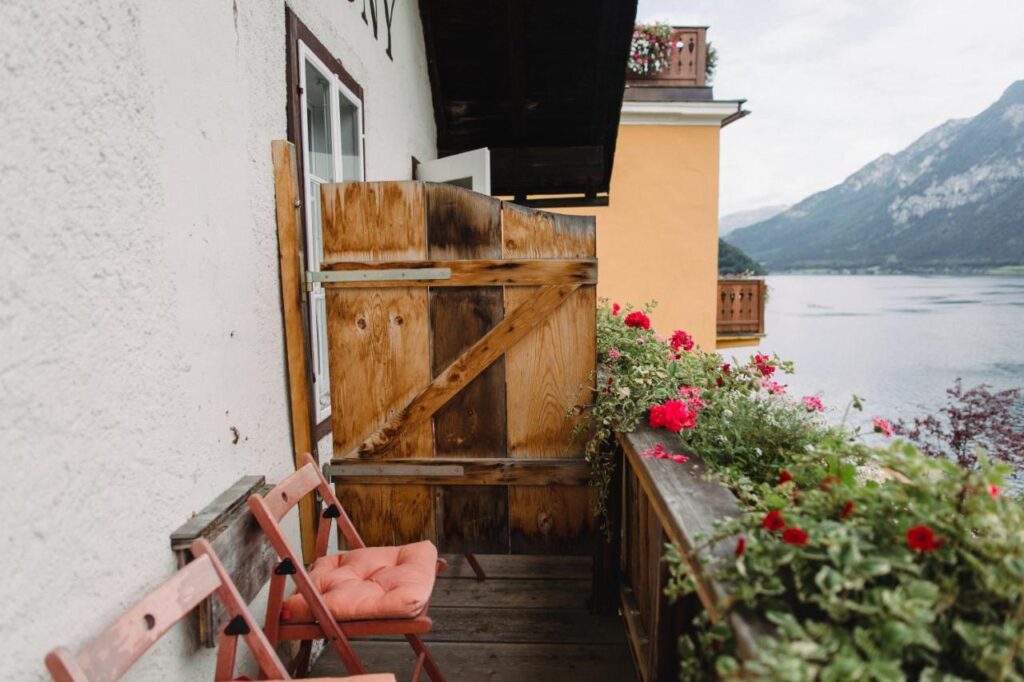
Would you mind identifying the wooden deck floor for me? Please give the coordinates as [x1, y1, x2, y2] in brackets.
[309, 554, 637, 682]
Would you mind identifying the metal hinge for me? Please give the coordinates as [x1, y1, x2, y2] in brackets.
[305, 267, 451, 286]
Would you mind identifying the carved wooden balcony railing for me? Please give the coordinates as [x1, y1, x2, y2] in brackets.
[626, 26, 708, 88]
[717, 278, 766, 341]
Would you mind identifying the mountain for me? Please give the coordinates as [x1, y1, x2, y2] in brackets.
[719, 204, 790, 236]
[719, 239, 765, 275]
[730, 81, 1024, 272]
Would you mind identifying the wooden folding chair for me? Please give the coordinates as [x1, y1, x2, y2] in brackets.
[247, 453, 446, 682]
[45, 538, 393, 682]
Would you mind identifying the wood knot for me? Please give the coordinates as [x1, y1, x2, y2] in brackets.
[356, 318, 367, 330]
[537, 511, 553, 537]
[394, 315, 404, 326]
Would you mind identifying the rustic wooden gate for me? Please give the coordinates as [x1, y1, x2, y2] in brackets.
[317, 181, 597, 554]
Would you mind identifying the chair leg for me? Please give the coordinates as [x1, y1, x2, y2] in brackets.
[410, 652, 426, 682]
[292, 640, 313, 678]
[328, 634, 366, 677]
[405, 634, 445, 682]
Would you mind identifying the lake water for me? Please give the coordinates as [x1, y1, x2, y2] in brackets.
[746, 275, 1024, 436]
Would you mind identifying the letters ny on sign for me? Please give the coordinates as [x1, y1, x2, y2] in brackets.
[352, 0, 398, 60]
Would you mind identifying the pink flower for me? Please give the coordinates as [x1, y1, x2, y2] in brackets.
[873, 417, 893, 437]
[608, 349, 621, 359]
[638, 444, 688, 463]
[677, 386, 705, 412]
[611, 302, 621, 316]
[754, 353, 776, 378]
[649, 399, 698, 432]
[762, 380, 786, 395]
[625, 311, 651, 330]
[669, 329, 694, 352]
[802, 396, 824, 412]
[989, 484, 1001, 498]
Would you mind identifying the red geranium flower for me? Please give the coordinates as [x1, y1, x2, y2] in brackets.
[721, 363, 731, 373]
[670, 329, 694, 352]
[906, 524, 941, 552]
[753, 353, 776, 377]
[624, 311, 651, 330]
[778, 469, 793, 485]
[648, 399, 698, 432]
[782, 527, 809, 546]
[989, 484, 1001, 498]
[841, 501, 855, 519]
[735, 537, 746, 557]
[611, 302, 621, 316]
[762, 509, 785, 532]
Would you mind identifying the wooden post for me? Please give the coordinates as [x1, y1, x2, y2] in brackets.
[271, 140, 318, 563]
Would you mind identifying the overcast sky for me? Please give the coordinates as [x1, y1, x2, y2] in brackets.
[637, 0, 1024, 216]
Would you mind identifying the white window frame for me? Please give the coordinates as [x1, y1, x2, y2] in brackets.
[298, 40, 364, 424]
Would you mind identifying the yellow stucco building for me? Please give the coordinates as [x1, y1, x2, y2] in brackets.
[562, 27, 750, 351]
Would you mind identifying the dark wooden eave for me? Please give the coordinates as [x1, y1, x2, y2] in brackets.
[419, 0, 639, 206]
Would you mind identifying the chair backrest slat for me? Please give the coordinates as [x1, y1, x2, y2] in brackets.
[45, 541, 292, 682]
[261, 464, 322, 521]
[51, 555, 221, 682]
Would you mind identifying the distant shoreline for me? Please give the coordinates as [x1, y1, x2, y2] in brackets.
[762, 265, 1024, 276]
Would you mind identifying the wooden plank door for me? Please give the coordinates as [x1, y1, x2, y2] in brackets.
[319, 181, 595, 554]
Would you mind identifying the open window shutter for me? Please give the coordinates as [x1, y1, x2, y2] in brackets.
[414, 148, 491, 194]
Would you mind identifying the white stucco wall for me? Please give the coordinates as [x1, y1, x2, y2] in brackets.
[0, 1, 436, 679]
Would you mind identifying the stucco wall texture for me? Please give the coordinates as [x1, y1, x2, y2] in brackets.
[562, 124, 722, 349]
[0, 1, 436, 679]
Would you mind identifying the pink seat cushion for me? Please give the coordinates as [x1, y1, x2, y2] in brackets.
[263, 677, 395, 682]
[282, 541, 438, 622]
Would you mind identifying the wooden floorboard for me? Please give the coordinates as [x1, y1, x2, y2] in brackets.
[314, 641, 637, 682]
[440, 553, 591, 580]
[308, 555, 636, 681]
[431, 578, 590, 609]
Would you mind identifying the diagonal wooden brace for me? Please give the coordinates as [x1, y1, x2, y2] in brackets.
[353, 283, 582, 458]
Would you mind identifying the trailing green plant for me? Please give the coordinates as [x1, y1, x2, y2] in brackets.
[580, 301, 710, 527]
[581, 300, 835, 524]
[581, 299, 1024, 680]
[706, 42, 719, 84]
[667, 444, 1024, 680]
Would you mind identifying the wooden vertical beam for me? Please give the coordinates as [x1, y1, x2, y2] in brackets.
[503, 203, 597, 554]
[271, 140, 318, 563]
[426, 183, 509, 554]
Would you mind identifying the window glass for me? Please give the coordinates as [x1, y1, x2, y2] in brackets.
[304, 61, 334, 182]
[338, 94, 361, 181]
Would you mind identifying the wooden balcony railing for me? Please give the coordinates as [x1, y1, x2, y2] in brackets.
[717, 278, 766, 339]
[614, 428, 772, 680]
